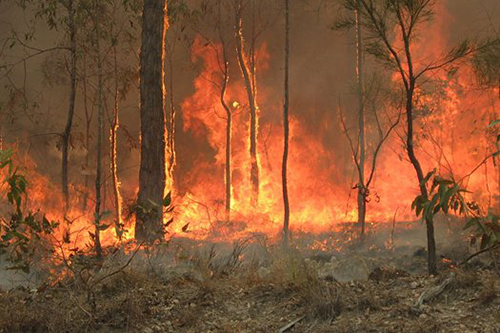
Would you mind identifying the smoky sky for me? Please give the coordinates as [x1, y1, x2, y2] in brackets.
[0, 0, 499, 208]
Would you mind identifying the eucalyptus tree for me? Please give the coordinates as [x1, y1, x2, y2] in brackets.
[136, 0, 169, 242]
[351, 0, 472, 274]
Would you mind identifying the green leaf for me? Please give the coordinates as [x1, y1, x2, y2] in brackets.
[421, 169, 436, 187]
[98, 224, 110, 231]
[163, 192, 172, 207]
[464, 217, 479, 230]
[488, 119, 500, 127]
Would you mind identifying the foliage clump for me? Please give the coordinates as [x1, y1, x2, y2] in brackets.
[0, 149, 58, 273]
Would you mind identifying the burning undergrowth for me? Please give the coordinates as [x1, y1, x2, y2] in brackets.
[0, 221, 499, 333]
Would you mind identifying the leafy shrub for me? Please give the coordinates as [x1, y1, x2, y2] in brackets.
[0, 148, 58, 272]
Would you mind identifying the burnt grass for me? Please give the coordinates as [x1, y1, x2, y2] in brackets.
[1, 220, 500, 333]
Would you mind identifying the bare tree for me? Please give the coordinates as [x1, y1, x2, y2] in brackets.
[61, 0, 77, 213]
[217, 5, 233, 222]
[110, 44, 123, 239]
[282, 0, 290, 245]
[89, 0, 104, 257]
[136, 0, 168, 242]
[355, 0, 366, 239]
[235, 0, 259, 206]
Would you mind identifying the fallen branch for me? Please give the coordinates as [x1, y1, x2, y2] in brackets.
[413, 273, 455, 310]
[279, 315, 305, 333]
[91, 240, 145, 288]
[459, 243, 500, 266]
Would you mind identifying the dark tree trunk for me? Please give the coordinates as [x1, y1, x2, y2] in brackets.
[94, 7, 103, 258]
[136, 0, 168, 242]
[61, 0, 77, 213]
[355, 2, 367, 240]
[282, 0, 290, 245]
[220, 41, 231, 221]
[406, 83, 436, 274]
[82, 53, 92, 211]
[111, 46, 123, 239]
[166, 51, 176, 190]
[235, 0, 259, 206]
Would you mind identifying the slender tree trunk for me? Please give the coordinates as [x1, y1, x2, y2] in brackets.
[94, 10, 103, 258]
[166, 52, 176, 191]
[355, 3, 367, 240]
[282, 0, 290, 245]
[111, 46, 123, 239]
[406, 82, 436, 274]
[220, 41, 231, 221]
[82, 54, 92, 211]
[136, 0, 168, 242]
[61, 0, 77, 213]
[235, 0, 259, 206]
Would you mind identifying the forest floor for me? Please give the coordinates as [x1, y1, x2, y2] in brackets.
[0, 220, 500, 333]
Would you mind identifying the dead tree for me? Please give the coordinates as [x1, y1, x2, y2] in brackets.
[110, 44, 123, 239]
[92, 0, 104, 258]
[282, 0, 291, 245]
[235, 0, 259, 206]
[61, 0, 77, 213]
[355, 0, 367, 239]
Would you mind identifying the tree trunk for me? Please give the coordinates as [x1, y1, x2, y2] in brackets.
[82, 53, 92, 211]
[136, 0, 168, 243]
[220, 40, 231, 221]
[355, 3, 367, 240]
[166, 51, 176, 191]
[61, 0, 77, 213]
[282, 0, 290, 246]
[94, 8, 103, 258]
[406, 82, 436, 274]
[235, 0, 259, 206]
[111, 46, 123, 239]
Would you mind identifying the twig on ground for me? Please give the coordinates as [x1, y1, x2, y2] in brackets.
[91, 240, 145, 287]
[279, 315, 305, 333]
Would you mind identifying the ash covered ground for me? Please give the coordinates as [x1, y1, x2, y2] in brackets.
[0, 219, 499, 333]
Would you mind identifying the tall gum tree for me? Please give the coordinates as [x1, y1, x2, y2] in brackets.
[136, 0, 168, 242]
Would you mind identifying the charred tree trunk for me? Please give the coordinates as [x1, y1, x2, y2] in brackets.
[136, 0, 168, 243]
[82, 54, 92, 211]
[235, 0, 259, 206]
[282, 0, 290, 245]
[166, 50, 176, 191]
[111, 46, 123, 239]
[220, 41, 232, 221]
[93, 9, 103, 258]
[61, 0, 77, 213]
[355, 3, 367, 240]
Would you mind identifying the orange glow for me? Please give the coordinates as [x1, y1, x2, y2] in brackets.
[2, 3, 499, 261]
